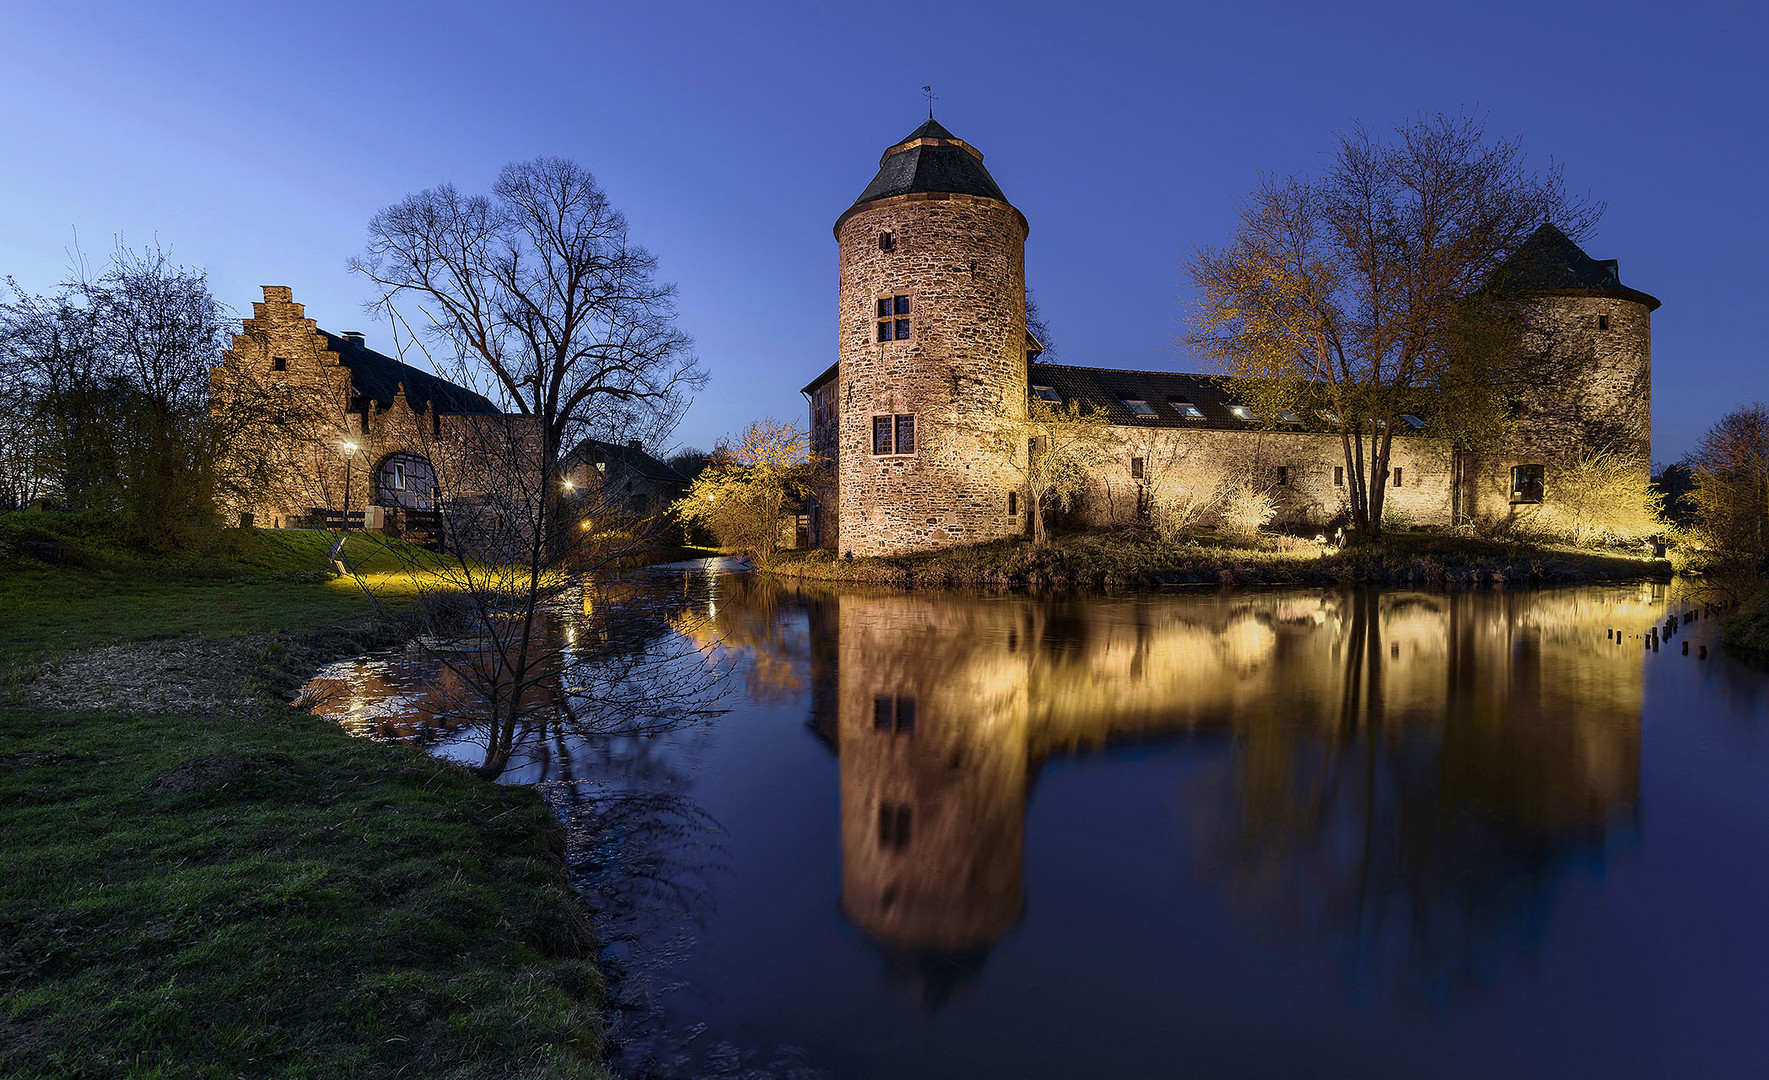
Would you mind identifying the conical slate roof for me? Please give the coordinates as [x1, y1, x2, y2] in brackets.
[836, 119, 1018, 232]
[1489, 223, 1661, 310]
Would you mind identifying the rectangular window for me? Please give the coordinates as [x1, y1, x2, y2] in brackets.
[1392, 467, 1403, 487]
[1168, 397, 1204, 419]
[1228, 405, 1256, 421]
[1276, 465, 1289, 486]
[1399, 413, 1426, 429]
[872, 415, 916, 455]
[1334, 466, 1344, 487]
[1511, 464, 1546, 504]
[272, 357, 287, 371]
[1007, 490, 1018, 515]
[1278, 410, 1301, 424]
[1124, 399, 1157, 416]
[878, 803, 912, 851]
[1131, 456, 1144, 479]
[876, 294, 911, 342]
[894, 415, 915, 455]
[1032, 385, 1063, 403]
[1598, 313, 1611, 331]
[873, 694, 914, 733]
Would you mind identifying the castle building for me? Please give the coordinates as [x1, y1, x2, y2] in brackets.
[214, 285, 681, 541]
[803, 121, 1659, 556]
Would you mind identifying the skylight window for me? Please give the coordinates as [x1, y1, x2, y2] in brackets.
[1400, 413, 1426, 429]
[1167, 397, 1204, 419]
[1228, 405, 1256, 421]
[1321, 409, 1340, 424]
[1032, 385, 1063, 403]
[1124, 399, 1158, 417]
[1278, 410, 1302, 423]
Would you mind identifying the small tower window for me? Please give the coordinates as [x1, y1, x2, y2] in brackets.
[876, 295, 911, 341]
[1597, 313, 1611, 331]
[272, 357, 287, 372]
[1510, 464, 1546, 504]
[879, 231, 896, 252]
[878, 803, 912, 852]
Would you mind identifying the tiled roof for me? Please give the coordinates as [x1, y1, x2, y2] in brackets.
[837, 121, 1016, 232]
[1029, 363, 1431, 434]
[321, 331, 502, 415]
[563, 438, 687, 485]
[1488, 223, 1661, 311]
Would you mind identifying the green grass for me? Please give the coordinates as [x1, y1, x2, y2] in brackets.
[0, 515, 441, 676]
[770, 527, 1671, 590]
[0, 701, 608, 1079]
[0, 512, 610, 1076]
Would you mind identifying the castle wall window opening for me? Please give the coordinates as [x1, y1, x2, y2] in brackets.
[1276, 465, 1289, 486]
[272, 357, 287, 372]
[876, 294, 912, 341]
[873, 694, 916, 734]
[1007, 490, 1017, 515]
[1131, 456, 1144, 479]
[1511, 464, 1546, 504]
[872, 414, 916, 455]
[878, 231, 896, 252]
[1598, 313, 1610, 331]
[1334, 466, 1344, 486]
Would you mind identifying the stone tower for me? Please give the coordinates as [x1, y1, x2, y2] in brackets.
[1467, 224, 1660, 517]
[833, 119, 1031, 556]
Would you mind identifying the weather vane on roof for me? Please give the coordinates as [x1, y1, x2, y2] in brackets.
[922, 85, 937, 119]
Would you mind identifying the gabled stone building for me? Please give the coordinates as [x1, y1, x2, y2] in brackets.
[214, 285, 540, 538]
[803, 121, 1659, 557]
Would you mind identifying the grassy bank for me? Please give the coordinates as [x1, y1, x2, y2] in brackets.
[0, 513, 416, 677]
[768, 528, 1671, 591]
[0, 701, 608, 1078]
[0, 513, 611, 1077]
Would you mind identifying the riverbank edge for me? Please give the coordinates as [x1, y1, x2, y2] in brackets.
[1, 625, 614, 1079]
[763, 532, 1674, 592]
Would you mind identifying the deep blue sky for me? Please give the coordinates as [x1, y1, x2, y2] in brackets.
[2, 1, 1761, 461]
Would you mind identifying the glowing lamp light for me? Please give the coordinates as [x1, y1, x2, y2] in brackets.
[341, 441, 358, 454]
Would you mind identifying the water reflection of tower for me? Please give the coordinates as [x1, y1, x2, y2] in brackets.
[810, 594, 1033, 1006]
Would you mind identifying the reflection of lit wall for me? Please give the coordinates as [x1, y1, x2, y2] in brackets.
[818, 585, 1650, 958]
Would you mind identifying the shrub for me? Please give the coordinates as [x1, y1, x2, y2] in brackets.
[1218, 480, 1277, 537]
[1530, 450, 1664, 546]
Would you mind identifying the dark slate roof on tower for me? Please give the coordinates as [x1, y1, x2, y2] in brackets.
[837, 119, 1016, 232]
[321, 330, 503, 415]
[1488, 223, 1661, 310]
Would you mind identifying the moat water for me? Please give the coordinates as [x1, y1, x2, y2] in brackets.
[303, 561, 1769, 1079]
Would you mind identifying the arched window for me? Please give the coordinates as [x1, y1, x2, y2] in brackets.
[376, 452, 438, 509]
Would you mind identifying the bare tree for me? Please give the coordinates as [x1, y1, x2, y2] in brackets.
[1188, 115, 1598, 536]
[346, 157, 714, 780]
[1687, 403, 1769, 571]
[2, 243, 250, 539]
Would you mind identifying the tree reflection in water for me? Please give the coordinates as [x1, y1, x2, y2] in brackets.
[699, 579, 1655, 1007]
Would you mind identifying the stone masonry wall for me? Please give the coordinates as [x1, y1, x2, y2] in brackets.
[835, 194, 1029, 557]
[1079, 426, 1457, 531]
[1463, 294, 1652, 524]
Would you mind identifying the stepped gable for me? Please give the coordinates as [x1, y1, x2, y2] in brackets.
[836, 118, 1018, 233]
[319, 331, 502, 415]
[1489, 223, 1661, 311]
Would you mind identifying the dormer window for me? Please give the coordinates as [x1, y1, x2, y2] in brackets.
[876, 295, 911, 342]
[1168, 397, 1204, 419]
[1032, 385, 1063, 403]
[1228, 405, 1256, 421]
[1124, 399, 1157, 417]
[1399, 413, 1426, 429]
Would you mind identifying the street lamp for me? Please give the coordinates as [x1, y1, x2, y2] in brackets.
[341, 441, 359, 529]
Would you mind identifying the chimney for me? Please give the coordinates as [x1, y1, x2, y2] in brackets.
[628, 438, 642, 451]
[342, 330, 366, 347]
